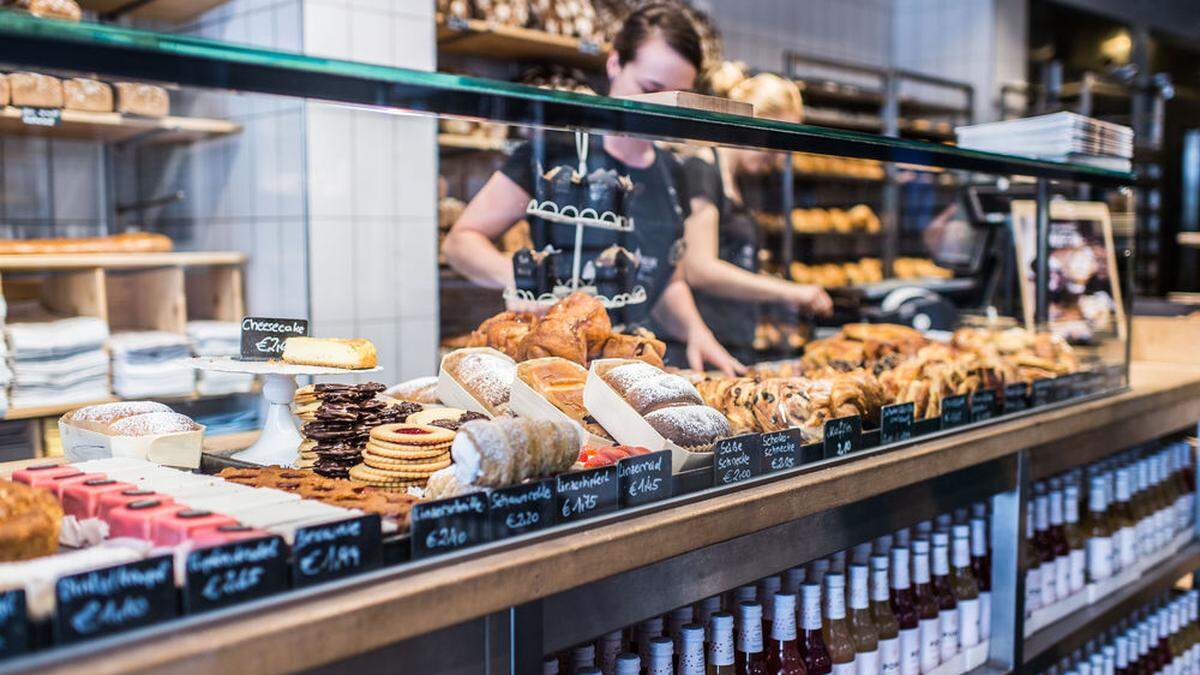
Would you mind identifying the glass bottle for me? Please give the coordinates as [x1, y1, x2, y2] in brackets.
[808, 560, 830, 588]
[1047, 479, 1071, 602]
[1024, 500, 1042, 616]
[823, 574, 855, 675]
[1063, 483, 1087, 596]
[931, 533, 959, 661]
[798, 583, 831, 675]
[760, 577, 781, 638]
[544, 656, 561, 675]
[910, 540, 940, 673]
[874, 535, 893, 558]
[1133, 458, 1152, 558]
[1149, 454, 1169, 552]
[614, 653, 641, 675]
[1111, 466, 1138, 572]
[734, 586, 758, 608]
[784, 568, 806, 597]
[888, 547, 920, 675]
[647, 638, 673, 675]
[894, 528, 912, 549]
[570, 644, 596, 673]
[1034, 483, 1058, 607]
[698, 597, 724, 647]
[949, 525, 980, 649]
[1085, 475, 1115, 584]
[597, 631, 624, 675]
[735, 602, 768, 675]
[851, 543, 874, 567]
[869, 554, 901, 675]
[847, 564, 879, 675]
[829, 552, 847, 576]
[1114, 631, 1129, 675]
[1155, 607, 1172, 673]
[679, 624, 706, 675]
[1168, 599, 1185, 674]
[708, 612, 736, 675]
[764, 592, 805, 675]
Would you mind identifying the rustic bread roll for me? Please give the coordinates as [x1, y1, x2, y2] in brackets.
[9, 72, 63, 108]
[63, 78, 113, 112]
[114, 82, 169, 117]
[0, 74, 9, 107]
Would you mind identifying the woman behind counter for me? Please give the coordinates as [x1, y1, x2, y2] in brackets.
[679, 73, 833, 363]
[444, 3, 744, 375]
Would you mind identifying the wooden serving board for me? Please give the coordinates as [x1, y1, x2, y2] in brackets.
[622, 91, 754, 118]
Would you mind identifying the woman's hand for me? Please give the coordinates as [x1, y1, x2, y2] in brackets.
[788, 284, 834, 317]
[686, 326, 747, 376]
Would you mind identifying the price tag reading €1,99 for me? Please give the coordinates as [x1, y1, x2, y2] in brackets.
[823, 416, 862, 459]
[411, 494, 489, 560]
[293, 514, 383, 582]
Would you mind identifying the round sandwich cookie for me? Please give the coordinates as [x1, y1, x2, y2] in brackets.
[405, 407, 466, 426]
[364, 437, 451, 457]
[370, 423, 456, 446]
[348, 465, 428, 486]
[361, 452, 451, 472]
[350, 460, 449, 481]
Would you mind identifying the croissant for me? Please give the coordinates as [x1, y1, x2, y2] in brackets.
[471, 311, 537, 358]
[516, 316, 589, 364]
[599, 329, 666, 368]
[545, 291, 612, 347]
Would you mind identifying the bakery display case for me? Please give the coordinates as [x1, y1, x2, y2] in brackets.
[0, 10, 1194, 675]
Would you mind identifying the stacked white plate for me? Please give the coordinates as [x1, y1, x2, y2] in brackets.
[6, 316, 111, 408]
[108, 331, 196, 399]
[186, 320, 255, 395]
[956, 112, 1133, 172]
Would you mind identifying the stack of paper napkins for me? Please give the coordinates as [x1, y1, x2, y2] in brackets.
[6, 316, 110, 409]
[108, 331, 195, 399]
[187, 320, 254, 394]
[956, 112, 1133, 172]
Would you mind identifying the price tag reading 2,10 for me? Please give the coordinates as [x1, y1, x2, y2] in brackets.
[292, 515, 383, 584]
[823, 416, 862, 459]
[0, 589, 28, 659]
[411, 494, 489, 560]
[53, 555, 177, 645]
[880, 403, 915, 445]
[713, 433, 763, 485]
[617, 450, 672, 507]
[489, 479, 555, 540]
[556, 466, 619, 523]
[761, 429, 803, 472]
[183, 536, 288, 614]
[239, 316, 309, 360]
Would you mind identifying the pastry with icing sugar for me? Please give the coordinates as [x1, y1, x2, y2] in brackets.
[593, 359, 730, 449]
[451, 417, 580, 488]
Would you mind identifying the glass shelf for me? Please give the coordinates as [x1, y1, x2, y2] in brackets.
[0, 10, 1133, 186]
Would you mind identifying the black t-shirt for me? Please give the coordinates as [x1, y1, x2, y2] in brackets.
[681, 153, 759, 351]
[501, 133, 687, 328]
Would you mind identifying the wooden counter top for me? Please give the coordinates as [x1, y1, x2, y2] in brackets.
[8, 361, 1200, 675]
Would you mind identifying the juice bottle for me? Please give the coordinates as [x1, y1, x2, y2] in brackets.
[1047, 479, 1071, 603]
[949, 525, 980, 650]
[822, 573, 855, 675]
[798, 583, 831, 674]
[735, 603, 768, 675]
[1033, 483, 1057, 607]
[910, 540, 940, 673]
[888, 547, 920, 675]
[847, 564, 879, 675]
[760, 577, 781, 638]
[1111, 466, 1138, 572]
[708, 612, 736, 675]
[1085, 475, 1115, 584]
[596, 631, 624, 675]
[1063, 483, 1087, 596]
[869, 555, 901, 675]
[646, 637, 673, 675]
[931, 533, 959, 660]
[764, 592, 805, 675]
[679, 624, 706, 675]
[1023, 500, 1042, 616]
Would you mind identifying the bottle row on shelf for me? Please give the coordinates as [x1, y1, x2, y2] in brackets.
[1025, 440, 1196, 634]
[544, 503, 995, 675]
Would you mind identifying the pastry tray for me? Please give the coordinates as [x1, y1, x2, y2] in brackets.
[436, 347, 515, 418]
[509, 365, 611, 448]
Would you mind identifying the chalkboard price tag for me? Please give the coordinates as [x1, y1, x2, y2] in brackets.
[578, 40, 601, 55]
[1052, 376, 1072, 402]
[824, 416, 862, 459]
[1031, 378, 1054, 407]
[0, 589, 28, 659]
[940, 394, 969, 429]
[53, 555, 177, 645]
[1106, 365, 1125, 391]
[184, 536, 287, 614]
[970, 389, 996, 422]
[239, 316, 309, 360]
[762, 429, 803, 472]
[617, 450, 672, 507]
[880, 403, 915, 445]
[556, 465, 619, 522]
[489, 479, 555, 540]
[411, 494, 489, 560]
[1003, 383, 1029, 414]
[20, 107, 60, 127]
[1070, 372, 1089, 398]
[292, 514, 382, 583]
[445, 14, 469, 30]
[713, 433, 762, 485]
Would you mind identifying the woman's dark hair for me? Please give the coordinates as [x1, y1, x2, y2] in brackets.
[613, 2, 704, 73]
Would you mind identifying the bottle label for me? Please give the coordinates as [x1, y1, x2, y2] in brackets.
[1069, 548, 1086, 593]
[678, 647, 705, 674]
[802, 598, 823, 630]
[856, 649, 881, 675]
[772, 610, 797, 642]
[919, 618, 940, 672]
[958, 599, 980, 648]
[1087, 537, 1113, 581]
[979, 592, 991, 640]
[648, 661, 672, 675]
[1039, 561, 1057, 607]
[833, 662, 857, 675]
[1025, 567, 1042, 614]
[1136, 517, 1151, 557]
[737, 620, 763, 653]
[899, 628, 920, 675]
[708, 635, 733, 667]
[879, 637, 901, 674]
[938, 608, 959, 660]
[1117, 526, 1137, 569]
[1054, 555, 1070, 601]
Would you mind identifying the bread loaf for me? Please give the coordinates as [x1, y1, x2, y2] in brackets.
[60, 401, 201, 437]
[442, 348, 516, 415]
[595, 359, 730, 448]
[8, 72, 63, 108]
[63, 78, 114, 112]
[114, 82, 169, 117]
[0, 74, 9, 107]
[282, 337, 378, 370]
[0, 232, 173, 255]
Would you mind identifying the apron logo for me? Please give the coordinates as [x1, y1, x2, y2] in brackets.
[669, 238, 687, 265]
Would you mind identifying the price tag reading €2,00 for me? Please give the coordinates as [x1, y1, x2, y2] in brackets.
[712, 433, 762, 485]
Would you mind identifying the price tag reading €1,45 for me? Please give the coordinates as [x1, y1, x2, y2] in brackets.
[617, 450, 672, 507]
[411, 494, 489, 560]
[823, 416, 862, 459]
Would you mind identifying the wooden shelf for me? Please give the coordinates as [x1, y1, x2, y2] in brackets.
[0, 251, 245, 271]
[438, 132, 513, 154]
[13, 360, 1199, 675]
[1177, 232, 1200, 248]
[76, 0, 228, 22]
[437, 17, 608, 70]
[0, 106, 239, 144]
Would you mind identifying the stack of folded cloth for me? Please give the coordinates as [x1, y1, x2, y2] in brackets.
[187, 320, 254, 395]
[107, 331, 195, 399]
[6, 316, 110, 409]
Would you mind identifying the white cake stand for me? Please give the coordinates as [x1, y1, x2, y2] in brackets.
[186, 357, 383, 467]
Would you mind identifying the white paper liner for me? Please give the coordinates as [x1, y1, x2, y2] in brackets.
[510, 370, 611, 448]
[59, 420, 206, 469]
[436, 347, 515, 418]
